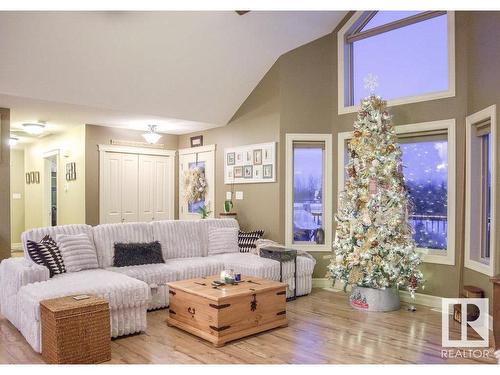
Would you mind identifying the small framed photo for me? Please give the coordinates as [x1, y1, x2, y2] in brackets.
[234, 166, 243, 178]
[29, 172, 35, 184]
[226, 152, 235, 166]
[236, 152, 243, 163]
[34, 171, 40, 184]
[263, 148, 272, 161]
[227, 168, 233, 179]
[243, 165, 253, 178]
[25, 173, 31, 184]
[190, 135, 203, 148]
[263, 164, 273, 179]
[245, 151, 252, 163]
[253, 165, 263, 178]
[253, 149, 262, 165]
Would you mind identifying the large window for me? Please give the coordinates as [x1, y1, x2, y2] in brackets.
[293, 143, 325, 244]
[400, 136, 448, 251]
[337, 119, 456, 265]
[338, 11, 455, 113]
[286, 134, 332, 251]
[465, 106, 496, 276]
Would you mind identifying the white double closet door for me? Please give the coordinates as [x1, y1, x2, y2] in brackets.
[100, 146, 175, 224]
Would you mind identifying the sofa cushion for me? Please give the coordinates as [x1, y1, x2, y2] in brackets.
[26, 235, 66, 277]
[199, 219, 239, 256]
[17, 269, 150, 324]
[207, 227, 239, 255]
[56, 233, 99, 272]
[92, 222, 154, 268]
[238, 230, 264, 253]
[106, 264, 178, 287]
[164, 257, 224, 280]
[113, 241, 164, 267]
[21, 224, 93, 262]
[151, 220, 204, 259]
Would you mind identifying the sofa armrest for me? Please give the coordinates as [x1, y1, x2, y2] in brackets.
[0, 258, 50, 297]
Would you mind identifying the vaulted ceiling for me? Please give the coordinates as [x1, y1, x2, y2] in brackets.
[0, 11, 346, 134]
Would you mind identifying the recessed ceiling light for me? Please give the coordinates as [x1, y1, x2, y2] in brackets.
[142, 125, 162, 144]
[22, 123, 45, 135]
[9, 137, 18, 146]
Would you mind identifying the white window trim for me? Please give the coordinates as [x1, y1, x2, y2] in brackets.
[465, 105, 497, 277]
[337, 119, 456, 265]
[337, 11, 456, 115]
[285, 133, 333, 252]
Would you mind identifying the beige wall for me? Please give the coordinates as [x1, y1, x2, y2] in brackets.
[179, 65, 281, 240]
[84, 125, 179, 226]
[24, 125, 86, 230]
[10, 148, 25, 245]
[461, 12, 500, 300]
[0, 108, 11, 260]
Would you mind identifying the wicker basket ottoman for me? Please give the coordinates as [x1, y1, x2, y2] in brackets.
[40, 295, 111, 364]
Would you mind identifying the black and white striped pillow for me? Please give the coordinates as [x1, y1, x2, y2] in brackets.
[26, 235, 66, 277]
[238, 230, 264, 253]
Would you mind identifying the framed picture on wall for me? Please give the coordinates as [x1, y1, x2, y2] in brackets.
[234, 166, 243, 178]
[243, 165, 253, 178]
[263, 164, 273, 179]
[25, 173, 31, 184]
[253, 165, 263, 178]
[29, 172, 35, 184]
[263, 148, 272, 162]
[224, 142, 276, 184]
[253, 149, 262, 165]
[34, 171, 40, 184]
[190, 135, 203, 147]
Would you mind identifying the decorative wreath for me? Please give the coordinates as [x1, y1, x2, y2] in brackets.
[183, 166, 207, 203]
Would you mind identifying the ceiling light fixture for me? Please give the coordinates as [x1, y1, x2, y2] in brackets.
[22, 123, 45, 135]
[142, 125, 162, 144]
[9, 137, 18, 147]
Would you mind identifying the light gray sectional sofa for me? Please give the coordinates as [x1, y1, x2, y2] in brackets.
[0, 218, 315, 353]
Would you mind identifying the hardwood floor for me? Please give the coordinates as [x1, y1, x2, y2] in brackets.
[0, 288, 497, 364]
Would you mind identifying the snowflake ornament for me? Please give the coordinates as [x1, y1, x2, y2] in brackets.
[363, 73, 379, 94]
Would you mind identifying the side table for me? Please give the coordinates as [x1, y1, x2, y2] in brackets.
[260, 246, 297, 301]
[40, 295, 111, 364]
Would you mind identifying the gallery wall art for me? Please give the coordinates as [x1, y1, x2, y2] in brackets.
[224, 142, 276, 184]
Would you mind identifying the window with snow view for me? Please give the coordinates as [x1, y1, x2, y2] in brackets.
[400, 138, 448, 251]
[292, 142, 325, 244]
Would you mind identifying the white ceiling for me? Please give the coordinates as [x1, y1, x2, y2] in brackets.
[0, 11, 346, 137]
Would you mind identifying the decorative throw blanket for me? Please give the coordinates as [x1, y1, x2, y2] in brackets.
[254, 239, 316, 264]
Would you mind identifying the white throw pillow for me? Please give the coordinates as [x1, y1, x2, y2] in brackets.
[56, 233, 99, 272]
[208, 227, 239, 255]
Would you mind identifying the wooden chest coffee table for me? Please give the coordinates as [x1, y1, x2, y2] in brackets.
[166, 275, 288, 347]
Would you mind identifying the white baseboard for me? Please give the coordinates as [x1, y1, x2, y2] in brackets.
[11, 243, 22, 252]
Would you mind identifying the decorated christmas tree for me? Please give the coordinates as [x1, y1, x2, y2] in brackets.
[328, 95, 423, 297]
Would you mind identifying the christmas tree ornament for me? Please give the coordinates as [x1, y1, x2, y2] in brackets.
[328, 95, 424, 312]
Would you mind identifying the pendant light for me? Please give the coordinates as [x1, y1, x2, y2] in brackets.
[142, 125, 162, 144]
